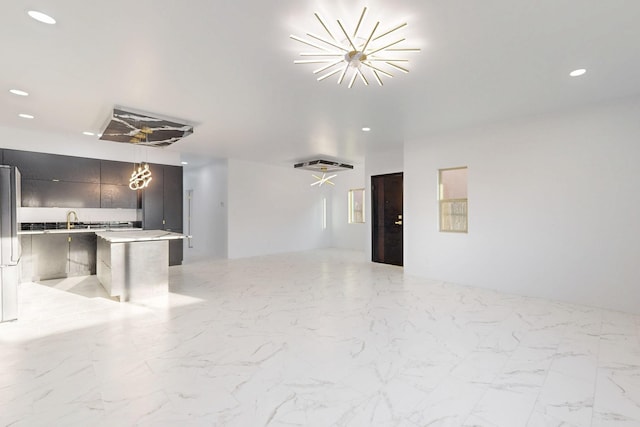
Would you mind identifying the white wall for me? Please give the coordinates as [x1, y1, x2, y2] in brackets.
[330, 165, 366, 251]
[364, 148, 404, 261]
[183, 159, 228, 261]
[0, 125, 181, 165]
[404, 97, 640, 313]
[227, 159, 331, 259]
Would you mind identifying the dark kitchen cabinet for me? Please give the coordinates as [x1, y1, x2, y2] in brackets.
[163, 165, 183, 232]
[101, 160, 135, 185]
[168, 239, 183, 266]
[21, 179, 101, 208]
[4, 149, 100, 183]
[142, 164, 183, 265]
[142, 164, 165, 230]
[100, 160, 140, 208]
[100, 184, 138, 208]
[1, 149, 144, 209]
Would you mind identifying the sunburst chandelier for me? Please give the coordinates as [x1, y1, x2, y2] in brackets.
[290, 7, 420, 88]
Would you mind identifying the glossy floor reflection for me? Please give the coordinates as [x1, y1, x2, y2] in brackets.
[1, 249, 639, 426]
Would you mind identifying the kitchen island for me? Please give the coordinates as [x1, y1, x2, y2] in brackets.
[95, 230, 184, 301]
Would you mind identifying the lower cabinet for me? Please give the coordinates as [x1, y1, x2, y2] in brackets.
[169, 238, 183, 266]
[68, 234, 97, 276]
[20, 233, 97, 281]
[20, 232, 180, 282]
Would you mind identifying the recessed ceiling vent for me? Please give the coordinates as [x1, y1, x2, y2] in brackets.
[294, 159, 353, 173]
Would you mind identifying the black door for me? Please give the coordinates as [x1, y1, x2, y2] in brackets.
[372, 173, 403, 266]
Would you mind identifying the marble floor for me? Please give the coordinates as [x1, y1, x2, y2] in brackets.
[1, 249, 639, 427]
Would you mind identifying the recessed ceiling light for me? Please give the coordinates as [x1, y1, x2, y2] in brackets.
[83, 131, 95, 136]
[9, 89, 29, 96]
[362, 127, 371, 132]
[27, 10, 56, 25]
[569, 68, 587, 77]
[181, 161, 189, 165]
[18, 113, 34, 119]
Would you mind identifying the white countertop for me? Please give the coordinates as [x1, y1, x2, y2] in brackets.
[94, 230, 185, 243]
[19, 227, 143, 235]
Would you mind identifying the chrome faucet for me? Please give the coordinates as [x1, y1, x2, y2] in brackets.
[66, 210, 79, 230]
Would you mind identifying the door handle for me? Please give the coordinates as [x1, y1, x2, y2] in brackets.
[394, 220, 402, 225]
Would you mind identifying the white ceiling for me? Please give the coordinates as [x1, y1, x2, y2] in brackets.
[2, 0, 640, 167]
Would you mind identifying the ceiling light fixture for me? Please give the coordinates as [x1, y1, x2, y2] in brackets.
[181, 161, 188, 165]
[18, 113, 34, 119]
[291, 7, 420, 88]
[27, 10, 56, 25]
[570, 68, 587, 77]
[9, 89, 29, 96]
[311, 173, 337, 187]
[100, 108, 193, 147]
[83, 131, 95, 136]
[295, 159, 353, 187]
[129, 163, 152, 190]
[362, 127, 371, 132]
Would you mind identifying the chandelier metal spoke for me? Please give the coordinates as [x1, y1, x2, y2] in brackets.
[337, 65, 349, 85]
[385, 62, 410, 74]
[362, 62, 394, 78]
[337, 20, 358, 52]
[306, 33, 350, 52]
[314, 13, 336, 41]
[367, 38, 406, 56]
[360, 21, 380, 53]
[313, 60, 343, 74]
[317, 67, 343, 82]
[353, 7, 368, 38]
[289, 35, 328, 51]
[372, 69, 384, 86]
[372, 23, 408, 42]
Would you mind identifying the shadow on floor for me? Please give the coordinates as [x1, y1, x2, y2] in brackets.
[37, 275, 117, 300]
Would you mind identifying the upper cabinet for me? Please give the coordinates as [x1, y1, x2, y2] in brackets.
[1, 149, 149, 209]
[100, 184, 138, 209]
[100, 160, 139, 208]
[4, 149, 100, 183]
[21, 181, 101, 208]
[100, 160, 135, 185]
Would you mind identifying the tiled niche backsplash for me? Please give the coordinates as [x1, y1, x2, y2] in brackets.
[19, 207, 138, 223]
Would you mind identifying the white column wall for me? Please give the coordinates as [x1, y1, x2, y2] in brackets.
[404, 97, 640, 313]
[330, 166, 366, 251]
[227, 159, 331, 259]
[183, 159, 228, 261]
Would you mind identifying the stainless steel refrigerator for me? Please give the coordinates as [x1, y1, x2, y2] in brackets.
[0, 165, 21, 322]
